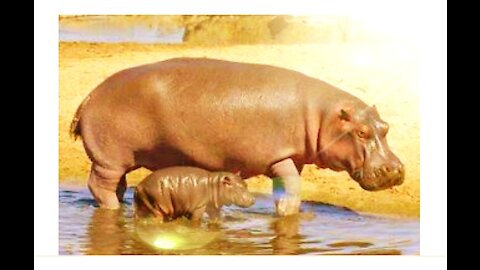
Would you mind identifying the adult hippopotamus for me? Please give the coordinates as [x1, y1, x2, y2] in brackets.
[134, 167, 255, 222]
[70, 58, 405, 215]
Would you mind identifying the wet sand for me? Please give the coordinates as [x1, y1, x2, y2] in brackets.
[59, 41, 419, 217]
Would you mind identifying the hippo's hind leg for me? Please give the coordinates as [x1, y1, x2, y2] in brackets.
[117, 165, 141, 202]
[116, 175, 127, 202]
[88, 163, 126, 209]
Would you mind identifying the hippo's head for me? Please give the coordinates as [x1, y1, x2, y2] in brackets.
[318, 102, 404, 191]
[215, 173, 255, 207]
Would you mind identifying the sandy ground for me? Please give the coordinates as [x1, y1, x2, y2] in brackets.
[59, 42, 419, 217]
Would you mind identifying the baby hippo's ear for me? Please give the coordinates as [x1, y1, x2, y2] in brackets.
[221, 175, 233, 187]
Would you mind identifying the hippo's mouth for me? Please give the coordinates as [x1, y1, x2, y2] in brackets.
[350, 169, 385, 191]
[347, 150, 387, 190]
[349, 166, 405, 191]
[350, 169, 364, 182]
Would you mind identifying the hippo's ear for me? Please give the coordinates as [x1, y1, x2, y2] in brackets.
[339, 109, 351, 121]
[370, 105, 382, 117]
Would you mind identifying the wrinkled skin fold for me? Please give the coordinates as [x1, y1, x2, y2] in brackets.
[134, 167, 255, 222]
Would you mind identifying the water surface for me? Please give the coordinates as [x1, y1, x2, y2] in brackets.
[59, 185, 419, 255]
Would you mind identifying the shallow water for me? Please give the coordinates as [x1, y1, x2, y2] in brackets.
[59, 185, 419, 255]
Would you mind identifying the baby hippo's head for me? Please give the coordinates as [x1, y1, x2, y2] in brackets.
[215, 172, 255, 208]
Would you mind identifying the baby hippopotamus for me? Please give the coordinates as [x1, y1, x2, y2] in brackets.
[134, 167, 255, 222]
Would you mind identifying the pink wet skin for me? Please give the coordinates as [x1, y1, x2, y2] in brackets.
[71, 58, 405, 216]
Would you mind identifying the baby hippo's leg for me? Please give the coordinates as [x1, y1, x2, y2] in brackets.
[134, 187, 165, 220]
[206, 205, 221, 223]
[190, 206, 207, 222]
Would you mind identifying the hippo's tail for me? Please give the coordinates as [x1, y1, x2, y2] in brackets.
[69, 94, 91, 140]
[69, 115, 81, 140]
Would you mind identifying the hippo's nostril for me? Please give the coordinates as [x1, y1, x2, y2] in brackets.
[394, 165, 405, 185]
[394, 175, 404, 185]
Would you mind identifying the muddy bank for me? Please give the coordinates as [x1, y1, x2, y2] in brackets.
[59, 42, 419, 217]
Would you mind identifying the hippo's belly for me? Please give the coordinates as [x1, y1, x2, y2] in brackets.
[137, 137, 297, 177]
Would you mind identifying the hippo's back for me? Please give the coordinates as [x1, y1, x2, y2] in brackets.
[154, 59, 314, 171]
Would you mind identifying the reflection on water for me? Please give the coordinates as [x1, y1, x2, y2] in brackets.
[86, 208, 127, 254]
[271, 214, 302, 254]
[59, 186, 419, 255]
[135, 219, 221, 251]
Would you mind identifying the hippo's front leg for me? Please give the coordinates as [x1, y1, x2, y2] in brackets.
[270, 158, 301, 216]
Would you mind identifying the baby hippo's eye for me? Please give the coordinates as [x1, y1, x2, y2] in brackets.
[235, 182, 244, 189]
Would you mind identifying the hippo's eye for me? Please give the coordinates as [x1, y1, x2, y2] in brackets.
[357, 126, 371, 139]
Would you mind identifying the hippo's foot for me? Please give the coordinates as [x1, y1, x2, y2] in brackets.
[275, 196, 301, 216]
[89, 184, 121, 209]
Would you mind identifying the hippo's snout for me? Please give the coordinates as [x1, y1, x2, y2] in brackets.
[386, 157, 405, 185]
[358, 161, 405, 191]
[390, 163, 405, 186]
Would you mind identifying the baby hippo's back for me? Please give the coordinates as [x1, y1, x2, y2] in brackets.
[134, 167, 212, 219]
[139, 166, 211, 191]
